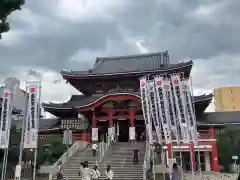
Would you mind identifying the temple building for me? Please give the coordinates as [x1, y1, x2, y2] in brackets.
[42, 51, 227, 172]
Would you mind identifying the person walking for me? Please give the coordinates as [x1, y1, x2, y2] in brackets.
[133, 149, 139, 164]
[171, 163, 183, 180]
[92, 165, 100, 180]
[105, 165, 113, 180]
[92, 143, 98, 156]
[56, 169, 64, 180]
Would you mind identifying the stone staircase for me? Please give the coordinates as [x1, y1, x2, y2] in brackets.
[54, 146, 100, 180]
[99, 142, 145, 180]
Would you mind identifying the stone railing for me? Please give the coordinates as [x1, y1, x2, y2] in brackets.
[48, 140, 88, 180]
[99, 132, 111, 162]
[143, 142, 150, 180]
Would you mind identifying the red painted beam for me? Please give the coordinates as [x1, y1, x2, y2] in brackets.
[95, 114, 143, 120]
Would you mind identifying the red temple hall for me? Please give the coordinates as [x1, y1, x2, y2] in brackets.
[42, 51, 220, 172]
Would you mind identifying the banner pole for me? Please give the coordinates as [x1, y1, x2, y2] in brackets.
[3, 85, 15, 180]
[32, 82, 41, 180]
[15, 82, 28, 180]
[1, 148, 7, 180]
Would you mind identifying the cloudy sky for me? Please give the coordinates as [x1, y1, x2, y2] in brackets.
[0, 0, 239, 113]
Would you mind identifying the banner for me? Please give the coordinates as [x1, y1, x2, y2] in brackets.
[154, 76, 171, 144]
[92, 128, 98, 141]
[147, 80, 162, 143]
[24, 83, 39, 149]
[170, 74, 190, 143]
[63, 129, 72, 145]
[139, 77, 153, 144]
[165, 79, 180, 144]
[182, 79, 198, 145]
[0, 88, 12, 149]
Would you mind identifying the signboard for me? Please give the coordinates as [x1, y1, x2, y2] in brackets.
[63, 129, 72, 145]
[24, 84, 39, 149]
[0, 89, 12, 149]
[61, 119, 88, 130]
[232, 156, 238, 160]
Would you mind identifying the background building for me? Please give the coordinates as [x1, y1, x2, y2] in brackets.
[214, 86, 240, 112]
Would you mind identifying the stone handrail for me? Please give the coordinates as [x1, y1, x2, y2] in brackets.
[143, 142, 150, 180]
[99, 132, 111, 162]
[48, 140, 88, 180]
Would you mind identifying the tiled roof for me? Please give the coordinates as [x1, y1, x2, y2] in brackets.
[38, 118, 60, 129]
[61, 52, 193, 77]
[199, 111, 240, 125]
[42, 93, 212, 109]
[92, 51, 170, 74]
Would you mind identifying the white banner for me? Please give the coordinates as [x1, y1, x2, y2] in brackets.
[182, 79, 198, 145]
[92, 127, 98, 141]
[0, 88, 12, 149]
[140, 77, 153, 144]
[24, 83, 39, 149]
[147, 80, 162, 143]
[63, 129, 72, 145]
[154, 76, 171, 144]
[129, 127, 135, 140]
[171, 74, 190, 143]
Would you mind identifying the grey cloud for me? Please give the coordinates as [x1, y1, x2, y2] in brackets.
[0, 0, 239, 94]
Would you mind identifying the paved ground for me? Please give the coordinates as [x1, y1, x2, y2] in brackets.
[184, 172, 238, 180]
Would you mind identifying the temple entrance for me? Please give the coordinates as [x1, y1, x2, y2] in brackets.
[97, 121, 108, 142]
[182, 152, 191, 171]
[117, 120, 129, 142]
[135, 120, 145, 141]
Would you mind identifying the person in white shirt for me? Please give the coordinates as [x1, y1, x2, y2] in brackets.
[105, 165, 113, 180]
[92, 165, 100, 180]
[92, 143, 98, 157]
[79, 162, 91, 180]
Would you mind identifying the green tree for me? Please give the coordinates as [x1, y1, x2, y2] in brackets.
[0, 0, 25, 39]
[216, 128, 240, 172]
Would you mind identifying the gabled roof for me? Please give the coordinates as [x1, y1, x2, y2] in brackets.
[199, 111, 240, 125]
[61, 51, 193, 77]
[42, 93, 213, 110]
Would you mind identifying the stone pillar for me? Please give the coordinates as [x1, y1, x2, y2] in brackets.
[108, 109, 113, 139]
[129, 110, 135, 141]
[91, 110, 98, 142]
[190, 143, 196, 170]
[204, 152, 211, 171]
[209, 128, 220, 172]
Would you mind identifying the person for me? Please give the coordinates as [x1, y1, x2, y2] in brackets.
[133, 149, 139, 164]
[171, 163, 182, 180]
[79, 162, 91, 180]
[237, 173, 240, 180]
[105, 165, 113, 180]
[56, 169, 64, 180]
[92, 143, 98, 156]
[92, 165, 100, 180]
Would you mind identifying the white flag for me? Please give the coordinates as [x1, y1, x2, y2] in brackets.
[171, 74, 190, 143]
[182, 79, 198, 145]
[24, 83, 39, 149]
[0, 88, 12, 149]
[139, 77, 153, 144]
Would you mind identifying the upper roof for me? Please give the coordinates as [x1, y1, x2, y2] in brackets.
[61, 51, 193, 77]
[42, 93, 213, 110]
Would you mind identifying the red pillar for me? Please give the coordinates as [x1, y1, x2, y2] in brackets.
[167, 144, 172, 159]
[209, 128, 220, 172]
[129, 110, 135, 140]
[108, 109, 113, 138]
[190, 143, 196, 170]
[91, 110, 98, 142]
